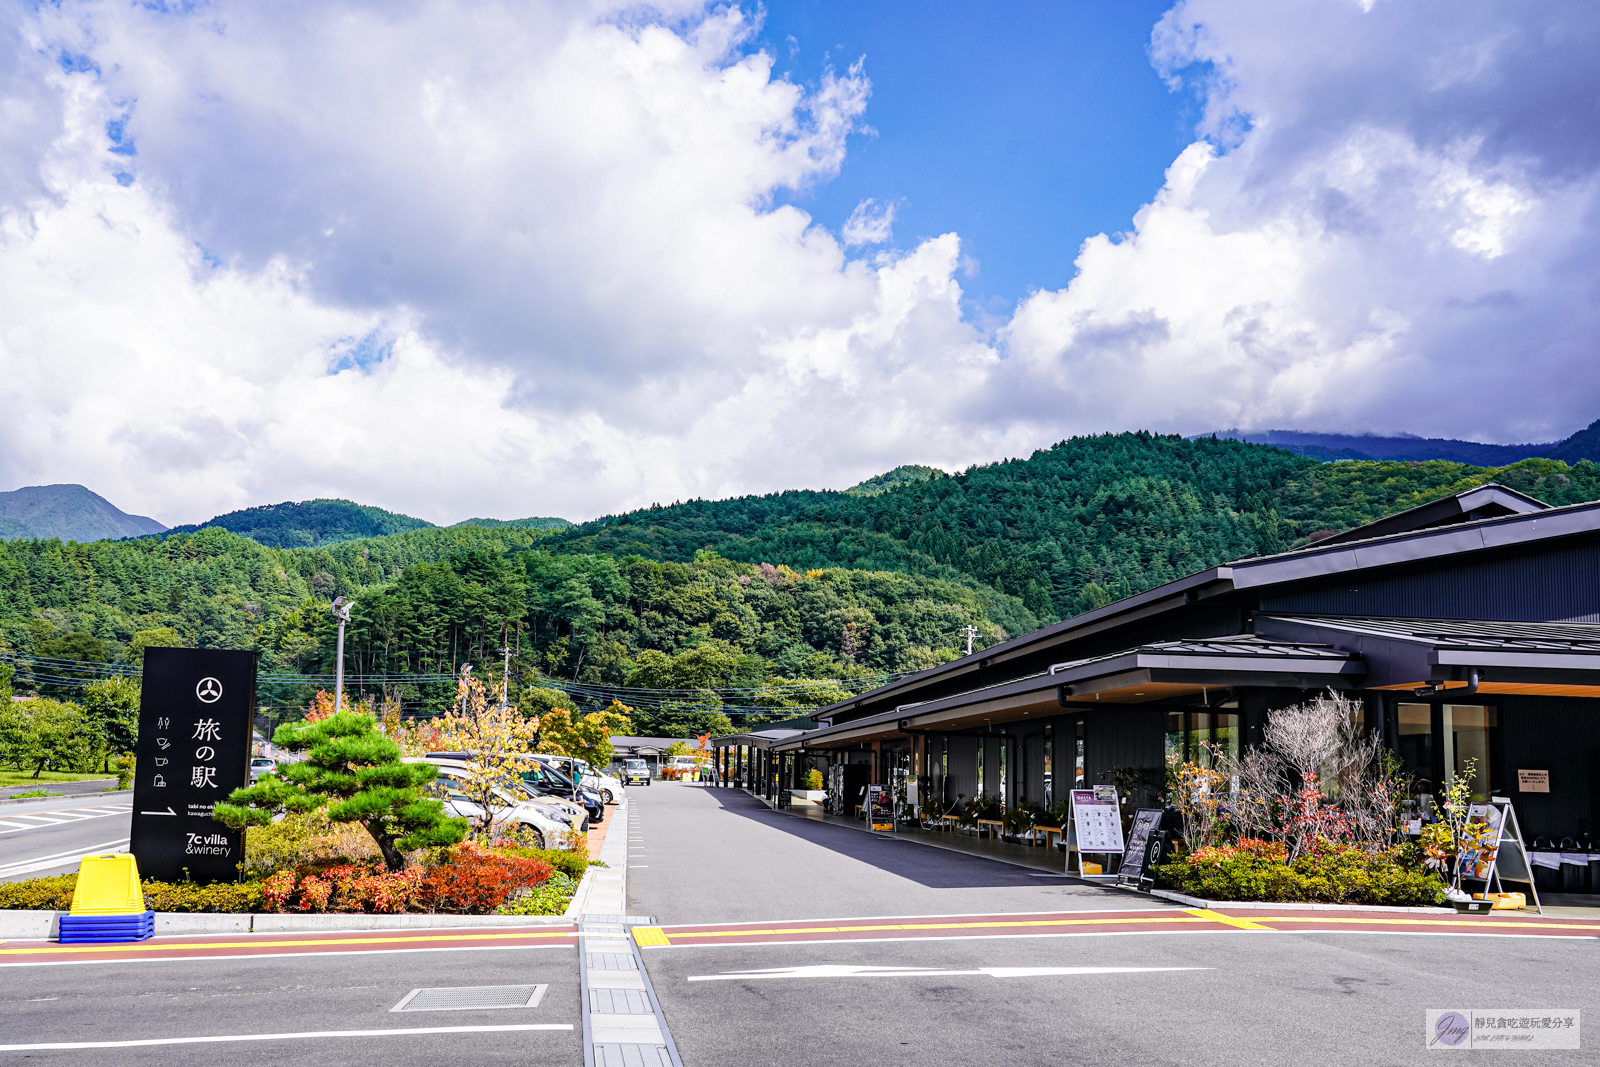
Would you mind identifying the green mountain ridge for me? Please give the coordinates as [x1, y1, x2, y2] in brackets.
[0, 484, 167, 543]
[5, 433, 1599, 732]
[161, 499, 575, 549]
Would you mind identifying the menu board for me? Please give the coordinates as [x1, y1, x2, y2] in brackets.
[866, 783, 896, 832]
[1459, 803, 1506, 882]
[1071, 787, 1125, 854]
[1119, 808, 1165, 885]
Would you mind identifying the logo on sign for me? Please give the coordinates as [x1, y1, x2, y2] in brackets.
[196, 677, 224, 703]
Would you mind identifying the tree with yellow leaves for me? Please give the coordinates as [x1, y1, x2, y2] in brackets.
[433, 666, 539, 835]
[535, 699, 633, 771]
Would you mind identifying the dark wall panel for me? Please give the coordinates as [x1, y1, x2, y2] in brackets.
[1498, 695, 1600, 841]
[1085, 706, 1166, 809]
[1260, 540, 1600, 622]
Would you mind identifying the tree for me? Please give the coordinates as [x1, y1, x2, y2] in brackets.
[432, 667, 538, 835]
[536, 700, 634, 768]
[129, 627, 184, 662]
[0, 699, 89, 777]
[215, 711, 466, 871]
[80, 676, 141, 771]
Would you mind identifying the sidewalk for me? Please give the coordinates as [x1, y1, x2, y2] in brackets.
[778, 794, 1082, 877]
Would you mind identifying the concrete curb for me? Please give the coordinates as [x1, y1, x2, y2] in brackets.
[0, 788, 130, 807]
[0, 908, 577, 939]
[1149, 889, 1456, 914]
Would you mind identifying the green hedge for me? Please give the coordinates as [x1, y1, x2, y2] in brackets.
[0, 874, 263, 913]
[1156, 846, 1445, 907]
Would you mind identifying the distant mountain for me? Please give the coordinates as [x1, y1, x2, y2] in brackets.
[844, 465, 949, 497]
[0, 484, 167, 542]
[451, 517, 574, 531]
[1203, 422, 1600, 465]
[165, 498, 435, 548]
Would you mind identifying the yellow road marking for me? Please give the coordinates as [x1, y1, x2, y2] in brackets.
[632, 926, 671, 947]
[0, 929, 577, 957]
[1251, 915, 1600, 932]
[1187, 909, 1273, 931]
[661, 916, 1213, 940]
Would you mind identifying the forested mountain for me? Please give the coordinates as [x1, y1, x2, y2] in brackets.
[0, 484, 167, 542]
[159, 498, 574, 548]
[5, 432, 1599, 734]
[547, 434, 1600, 622]
[1209, 419, 1600, 465]
[161, 498, 437, 547]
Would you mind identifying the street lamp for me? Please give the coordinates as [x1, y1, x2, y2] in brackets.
[331, 596, 354, 717]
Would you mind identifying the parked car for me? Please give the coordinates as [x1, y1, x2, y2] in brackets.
[248, 757, 277, 784]
[622, 758, 651, 786]
[423, 751, 597, 829]
[538, 754, 623, 804]
[408, 757, 571, 848]
[527, 755, 607, 823]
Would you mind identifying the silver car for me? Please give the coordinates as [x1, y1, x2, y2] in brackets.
[410, 759, 572, 849]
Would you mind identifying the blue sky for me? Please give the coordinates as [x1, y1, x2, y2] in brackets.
[760, 0, 1190, 314]
[3, 0, 1597, 524]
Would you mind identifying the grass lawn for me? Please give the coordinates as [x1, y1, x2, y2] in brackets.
[0, 770, 117, 789]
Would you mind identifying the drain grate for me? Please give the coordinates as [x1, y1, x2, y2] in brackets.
[391, 984, 548, 1012]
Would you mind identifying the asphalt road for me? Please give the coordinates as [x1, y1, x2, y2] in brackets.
[0, 796, 134, 880]
[2, 941, 582, 1065]
[627, 783, 1599, 1066]
[625, 781, 1146, 923]
[4, 780, 1596, 1065]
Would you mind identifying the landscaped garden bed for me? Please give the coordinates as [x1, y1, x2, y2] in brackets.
[1140, 693, 1489, 909]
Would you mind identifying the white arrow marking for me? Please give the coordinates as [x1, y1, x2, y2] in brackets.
[686, 964, 1207, 982]
[0, 839, 130, 878]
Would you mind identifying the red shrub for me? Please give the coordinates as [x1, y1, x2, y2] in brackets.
[420, 844, 555, 914]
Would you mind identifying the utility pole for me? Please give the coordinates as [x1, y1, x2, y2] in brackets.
[962, 624, 980, 657]
[501, 645, 512, 709]
[331, 596, 354, 716]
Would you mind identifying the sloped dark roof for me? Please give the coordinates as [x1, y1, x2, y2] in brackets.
[1307, 482, 1548, 548]
[1261, 615, 1600, 653]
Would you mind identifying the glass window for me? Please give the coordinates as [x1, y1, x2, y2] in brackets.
[1164, 711, 1184, 767]
[1396, 703, 1435, 789]
[1043, 725, 1053, 808]
[1215, 712, 1241, 764]
[1444, 704, 1496, 802]
[1189, 712, 1214, 767]
[1073, 720, 1086, 788]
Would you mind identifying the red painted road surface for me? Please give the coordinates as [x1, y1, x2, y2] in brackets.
[5, 906, 1596, 966]
[0, 925, 579, 965]
[630, 907, 1600, 949]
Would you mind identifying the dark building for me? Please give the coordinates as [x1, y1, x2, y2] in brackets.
[714, 483, 1600, 845]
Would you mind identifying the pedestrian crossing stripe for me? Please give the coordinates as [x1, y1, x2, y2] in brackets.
[632, 927, 671, 947]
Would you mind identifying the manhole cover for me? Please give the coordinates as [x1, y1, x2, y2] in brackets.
[391, 984, 548, 1012]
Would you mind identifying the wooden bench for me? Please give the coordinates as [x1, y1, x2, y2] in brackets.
[1035, 825, 1063, 850]
[976, 818, 1004, 839]
[939, 815, 960, 833]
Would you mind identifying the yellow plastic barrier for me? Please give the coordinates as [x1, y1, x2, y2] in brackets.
[1472, 891, 1527, 911]
[70, 853, 145, 916]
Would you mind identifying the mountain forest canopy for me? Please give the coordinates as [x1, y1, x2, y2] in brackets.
[3, 433, 1598, 734]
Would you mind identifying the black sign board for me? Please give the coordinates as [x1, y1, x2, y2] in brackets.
[129, 647, 257, 883]
[1118, 808, 1166, 886]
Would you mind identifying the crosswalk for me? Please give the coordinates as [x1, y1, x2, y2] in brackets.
[0, 803, 132, 835]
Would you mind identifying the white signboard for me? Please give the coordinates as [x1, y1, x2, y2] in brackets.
[1517, 769, 1550, 793]
[1071, 786, 1125, 854]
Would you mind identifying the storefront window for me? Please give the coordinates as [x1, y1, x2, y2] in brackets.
[998, 740, 1008, 808]
[1164, 711, 1183, 766]
[1397, 703, 1433, 784]
[1444, 704, 1496, 802]
[1215, 712, 1241, 764]
[1043, 725, 1053, 808]
[1073, 719, 1086, 788]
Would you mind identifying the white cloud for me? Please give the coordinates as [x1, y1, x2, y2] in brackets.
[841, 198, 896, 246]
[0, 0, 1597, 529]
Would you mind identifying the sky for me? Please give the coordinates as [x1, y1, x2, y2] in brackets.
[0, 0, 1596, 527]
